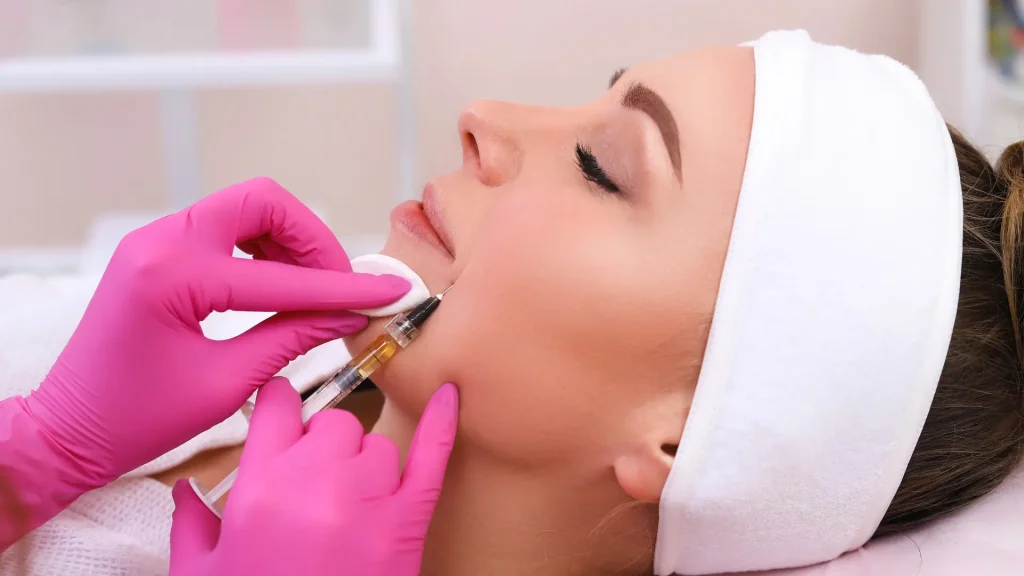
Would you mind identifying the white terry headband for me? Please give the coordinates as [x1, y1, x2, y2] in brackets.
[654, 30, 963, 575]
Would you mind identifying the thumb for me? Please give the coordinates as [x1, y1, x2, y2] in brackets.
[237, 377, 304, 471]
[170, 479, 220, 566]
[218, 310, 368, 389]
[399, 383, 459, 503]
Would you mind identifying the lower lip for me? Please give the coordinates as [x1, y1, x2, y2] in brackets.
[390, 200, 454, 259]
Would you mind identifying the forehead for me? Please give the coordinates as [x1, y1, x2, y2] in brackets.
[622, 45, 753, 96]
[613, 45, 755, 203]
[616, 45, 754, 119]
[622, 44, 754, 147]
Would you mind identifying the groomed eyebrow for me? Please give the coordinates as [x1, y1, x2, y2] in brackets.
[620, 82, 682, 180]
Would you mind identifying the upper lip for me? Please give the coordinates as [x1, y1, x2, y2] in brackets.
[422, 182, 456, 258]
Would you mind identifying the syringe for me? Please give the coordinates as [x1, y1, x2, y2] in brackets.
[190, 286, 452, 517]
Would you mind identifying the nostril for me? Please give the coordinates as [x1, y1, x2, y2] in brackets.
[461, 130, 480, 169]
[458, 102, 520, 186]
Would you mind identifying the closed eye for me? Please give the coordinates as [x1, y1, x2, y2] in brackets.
[575, 143, 621, 193]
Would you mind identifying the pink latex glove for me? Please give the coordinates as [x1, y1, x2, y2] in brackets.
[0, 178, 409, 548]
[170, 378, 458, 576]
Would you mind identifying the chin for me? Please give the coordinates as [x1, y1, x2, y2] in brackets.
[345, 220, 464, 413]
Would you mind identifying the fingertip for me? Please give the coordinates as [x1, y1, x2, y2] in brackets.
[304, 409, 365, 457]
[399, 383, 460, 495]
[171, 478, 219, 524]
[241, 376, 304, 467]
[436, 382, 459, 411]
[334, 272, 412, 307]
[355, 273, 411, 298]
[251, 377, 301, 425]
[170, 478, 220, 558]
[256, 377, 299, 408]
[171, 478, 192, 503]
[424, 383, 459, 428]
[381, 273, 412, 293]
[305, 407, 363, 435]
[268, 375, 292, 387]
[434, 381, 459, 415]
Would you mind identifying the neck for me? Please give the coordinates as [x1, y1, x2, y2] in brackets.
[373, 401, 657, 576]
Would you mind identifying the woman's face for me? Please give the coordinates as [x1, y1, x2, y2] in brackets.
[347, 45, 753, 494]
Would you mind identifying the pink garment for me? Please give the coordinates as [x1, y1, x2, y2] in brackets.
[0, 178, 409, 550]
[169, 378, 458, 576]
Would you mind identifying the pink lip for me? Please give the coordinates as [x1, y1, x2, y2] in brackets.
[389, 196, 454, 260]
[421, 182, 455, 257]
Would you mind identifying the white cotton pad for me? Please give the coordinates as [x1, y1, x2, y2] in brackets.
[350, 254, 430, 317]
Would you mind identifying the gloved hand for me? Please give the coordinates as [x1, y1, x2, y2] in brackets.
[24, 177, 410, 488]
[170, 378, 458, 576]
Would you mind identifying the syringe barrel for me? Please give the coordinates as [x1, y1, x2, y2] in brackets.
[299, 364, 363, 422]
[385, 313, 418, 347]
[298, 333, 398, 420]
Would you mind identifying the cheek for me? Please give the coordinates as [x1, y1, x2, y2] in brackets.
[443, 309, 609, 460]
[374, 189, 613, 460]
[379, 191, 603, 463]
[452, 197, 673, 460]
[373, 184, 694, 469]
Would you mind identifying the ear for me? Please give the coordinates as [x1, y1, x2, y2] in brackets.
[613, 383, 690, 503]
[613, 442, 677, 503]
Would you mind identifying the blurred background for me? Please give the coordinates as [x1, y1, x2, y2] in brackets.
[0, 0, 1005, 275]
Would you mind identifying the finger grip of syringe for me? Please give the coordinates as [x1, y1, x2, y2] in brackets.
[199, 366, 365, 506]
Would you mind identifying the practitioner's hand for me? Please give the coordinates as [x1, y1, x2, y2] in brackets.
[170, 378, 458, 576]
[22, 178, 410, 488]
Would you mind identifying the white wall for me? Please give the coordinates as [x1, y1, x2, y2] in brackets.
[0, 0, 922, 248]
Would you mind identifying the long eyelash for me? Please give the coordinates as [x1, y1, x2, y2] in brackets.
[574, 143, 621, 193]
[608, 67, 627, 88]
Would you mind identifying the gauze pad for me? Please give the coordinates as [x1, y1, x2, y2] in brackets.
[350, 254, 430, 317]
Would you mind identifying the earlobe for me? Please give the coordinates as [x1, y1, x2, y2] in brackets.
[614, 386, 689, 503]
[613, 443, 676, 503]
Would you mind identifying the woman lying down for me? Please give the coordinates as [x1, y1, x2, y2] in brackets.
[4, 29, 1024, 575]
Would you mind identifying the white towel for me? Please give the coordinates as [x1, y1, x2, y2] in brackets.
[654, 31, 962, 575]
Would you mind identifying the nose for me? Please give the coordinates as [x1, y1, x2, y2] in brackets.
[458, 101, 525, 187]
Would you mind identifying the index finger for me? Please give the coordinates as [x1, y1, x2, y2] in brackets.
[209, 257, 410, 312]
[399, 383, 459, 499]
[187, 177, 351, 272]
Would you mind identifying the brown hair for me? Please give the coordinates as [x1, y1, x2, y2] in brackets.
[638, 127, 1024, 575]
[631, 127, 1024, 576]
[875, 126, 1024, 535]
